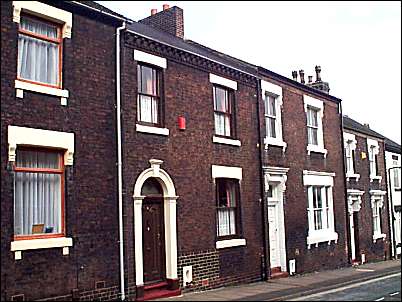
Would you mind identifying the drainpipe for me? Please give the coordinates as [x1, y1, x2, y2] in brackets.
[256, 78, 269, 280]
[116, 21, 126, 301]
[339, 103, 352, 264]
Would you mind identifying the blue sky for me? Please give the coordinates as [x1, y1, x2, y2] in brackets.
[98, 1, 401, 143]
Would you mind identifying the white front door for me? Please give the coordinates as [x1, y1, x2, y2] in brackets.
[349, 213, 356, 261]
[268, 203, 281, 268]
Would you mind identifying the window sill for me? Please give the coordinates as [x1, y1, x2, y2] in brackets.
[15, 80, 69, 106]
[373, 233, 386, 242]
[307, 230, 338, 249]
[11, 237, 73, 260]
[370, 175, 382, 183]
[136, 124, 169, 136]
[346, 173, 361, 182]
[307, 144, 328, 158]
[216, 238, 246, 249]
[264, 137, 287, 152]
[213, 136, 241, 146]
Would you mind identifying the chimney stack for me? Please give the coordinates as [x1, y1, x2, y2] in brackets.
[307, 65, 330, 94]
[364, 123, 370, 129]
[292, 71, 298, 81]
[139, 5, 184, 39]
[299, 70, 305, 84]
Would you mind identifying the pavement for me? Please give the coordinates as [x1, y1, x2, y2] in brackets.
[160, 259, 401, 301]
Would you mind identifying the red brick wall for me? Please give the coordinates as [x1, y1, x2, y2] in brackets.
[1, 2, 122, 300]
[120, 36, 264, 290]
[258, 76, 349, 274]
[345, 131, 391, 262]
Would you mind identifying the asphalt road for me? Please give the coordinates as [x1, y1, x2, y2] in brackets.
[290, 272, 401, 301]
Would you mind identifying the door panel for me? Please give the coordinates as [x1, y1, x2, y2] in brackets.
[268, 204, 281, 268]
[143, 198, 166, 284]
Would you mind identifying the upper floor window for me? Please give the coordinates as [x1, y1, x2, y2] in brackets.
[18, 15, 62, 88]
[213, 85, 235, 138]
[307, 107, 319, 145]
[343, 132, 359, 180]
[216, 178, 240, 238]
[367, 138, 381, 182]
[265, 94, 277, 139]
[393, 159, 400, 188]
[14, 148, 65, 239]
[137, 64, 162, 126]
[370, 190, 387, 241]
[304, 95, 327, 157]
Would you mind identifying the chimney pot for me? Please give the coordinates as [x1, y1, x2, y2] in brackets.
[315, 65, 322, 82]
[151, 9, 157, 15]
[163, 4, 170, 10]
[299, 70, 305, 84]
[308, 76, 313, 83]
[364, 123, 370, 129]
[292, 71, 298, 81]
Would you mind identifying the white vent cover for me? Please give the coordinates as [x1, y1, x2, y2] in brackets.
[183, 265, 193, 287]
[289, 259, 296, 275]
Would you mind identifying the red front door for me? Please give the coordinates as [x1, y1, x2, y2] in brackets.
[142, 197, 166, 284]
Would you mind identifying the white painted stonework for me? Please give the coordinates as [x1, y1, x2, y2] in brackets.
[134, 49, 167, 69]
[136, 124, 169, 136]
[15, 80, 70, 104]
[211, 165, 242, 180]
[212, 136, 241, 146]
[8, 125, 75, 165]
[12, 1, 72, 38]
[209, 73, 238, 90]
[216, 238, 246, 249]
[132, 159, 178, 286]
[303, 170, 335, 187]
[11, 237, 73, 260]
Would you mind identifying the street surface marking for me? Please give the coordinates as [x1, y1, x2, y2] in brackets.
[355, 268, 375, 272]
[290, 272, 401, 301]
[390, 292, 399, 296]
[374, 298, 384, 301]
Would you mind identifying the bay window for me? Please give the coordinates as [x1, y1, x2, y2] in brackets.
[14, 148, 65, 239]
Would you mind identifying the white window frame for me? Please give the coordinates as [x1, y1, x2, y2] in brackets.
[367, 138, 382, 183]
[392, 159, 401, 189]
[8, 125, 74, 260]
[304, 95, 327, 157]
[343, 132, 360, 181]
[303, 170, 338, 248]
[12, 1, 72, 104]
[261, 80, 287, 152]
[369, 190, 387, 242]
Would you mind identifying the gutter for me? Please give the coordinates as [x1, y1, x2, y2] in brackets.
[116, 21, 127, 301]
[70, 1, 131, 22]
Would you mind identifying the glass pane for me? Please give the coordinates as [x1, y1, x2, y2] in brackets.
[266, 117, 276, 138]
[18, 34, 59, 85]
[214, 113, 225, 136]
[17, 150, 59, 169]
[139, 95, 158, 123]
[141, 178, 163, 196]
[20, 17, 58, 38]
[214, 86, 228, 112]
[217, 208, 236, 236]
[267, 96, 276, 116]
[307, 108, 318, 127]
[224, 115, 231, 137]
[14, 172, 61, 235]
[308, 127, 318, 145]
[140, 65, 157, 95]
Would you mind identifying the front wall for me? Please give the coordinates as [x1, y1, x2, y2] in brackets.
[259, 77, 349, 274]
[346, 131, 390, 261]
[1, 2, 120, 300]
[121, 40, 263, 291]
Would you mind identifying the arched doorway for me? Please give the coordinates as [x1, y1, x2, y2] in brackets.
[141, 178, 166, 284]
[133, 159, 179, 298]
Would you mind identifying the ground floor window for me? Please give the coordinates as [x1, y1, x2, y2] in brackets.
[216, 178, 240, 237]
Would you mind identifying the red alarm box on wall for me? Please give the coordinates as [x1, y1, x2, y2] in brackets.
[178, 116, 186, 130]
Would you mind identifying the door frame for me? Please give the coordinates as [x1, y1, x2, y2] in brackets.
[347, 189, 364, 262]
[264, 166, 289, 273]
[133, 159, 179, 293]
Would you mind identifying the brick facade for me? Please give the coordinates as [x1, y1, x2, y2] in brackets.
[1, 2, 123, 301]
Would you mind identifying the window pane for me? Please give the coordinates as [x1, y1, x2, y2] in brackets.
[20, 17, 58, 38]
[139, 95, 158, 123]
[394, 168, 400, 187]
[14, 172, 61, 235]
[266, 117, 276, 138]
[307, 108, 318, 127]
[268, 96, 276, 116]
[18, 34, 59, 85]
[16, 150, 59, 169]
[214, 87, 228, 112]
[308, 127, 318, 145]
[217, 208, 236, 236]
[216, 179, 238, 236]
[140, 65, 157, 95]
[214, 113, 225, 136]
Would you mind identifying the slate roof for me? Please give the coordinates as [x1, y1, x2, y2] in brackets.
[385, 137, 401, 154]
[72, 1, 130, 20]
[343, 115, 385, 140]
